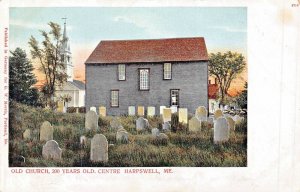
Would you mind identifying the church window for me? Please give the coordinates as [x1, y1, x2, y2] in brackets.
[111, 90, 119, 107]
[139, 68, 150, 90]
[163, 63, 172, 80]
[118, 64, 126, 81]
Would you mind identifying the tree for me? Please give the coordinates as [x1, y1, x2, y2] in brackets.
[9, 48, 39, 106]
[28, 22, 68, 107]
[209, 51, 246, 105]
[236, 82, 247, 109]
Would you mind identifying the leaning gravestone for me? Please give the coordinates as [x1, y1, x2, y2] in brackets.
[90, 134, 108, 162]
[162, 122, 171, 132]
[23, 129, 31, 140]
[214, 109, 223, 120]
[128, 106, 136, 116]
[42, 140, 62, 160]
[90, 106, 97, 114]
[226, 116, 236, 131]
[163, 108, 172, 122]
[99, 106, 106, 117]
[116, 131, 129, 143]
[178, 108, 188, 124]
[40, 121, 53, 141]
[136, 117, 149, 131]
[151, 128, 160, 137]
[195, 106, 207, 121]
[147, 106, 155, 117]
[189, 117, 201, 132]
[85, 111, 98, 130]
[110, 118, 122, 131]
[214, 117, 229, 143]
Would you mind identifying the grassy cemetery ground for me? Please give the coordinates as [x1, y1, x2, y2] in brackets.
[9, 102, 247, 167]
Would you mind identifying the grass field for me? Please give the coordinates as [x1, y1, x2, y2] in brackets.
[9, 102, 247, 167]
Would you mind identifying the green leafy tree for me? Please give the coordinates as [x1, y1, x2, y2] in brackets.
[9, 48, 39, 106]
[236, 82, 247, 109]
[28, 22, 68, 108]
[209, 51, 246, 105]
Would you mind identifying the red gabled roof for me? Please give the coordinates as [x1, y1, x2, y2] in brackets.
[209, 84, 219, 99]
[85, 37, 208, 64]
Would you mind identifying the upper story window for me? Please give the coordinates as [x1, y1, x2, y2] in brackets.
[139, 68, 150, 90]
[111, 90, 119, 107]
[118, 64, 126, 81]
[163, 63, 172, 80]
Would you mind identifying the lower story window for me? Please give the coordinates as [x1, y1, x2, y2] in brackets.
[111, 90, 119, 107]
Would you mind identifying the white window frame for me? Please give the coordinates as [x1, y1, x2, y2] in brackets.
[111, 90, 119, 107]
[139, 68, 150, 90]
[118, 64, 126, 81]
[164, 63, 172, 80]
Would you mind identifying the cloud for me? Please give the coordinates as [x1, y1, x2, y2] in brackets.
[209, 26, 246, 33]
[10, 19, 74, 31]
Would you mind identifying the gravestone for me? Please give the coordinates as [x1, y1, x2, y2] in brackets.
[110, 118, 122, 131]
[116, 131, 129, 143]
[151, 128, 160, 137]
[162, 122, 171, 132]
[136, 117, 149, 131]
[128, 106, 136, 116]
[160, 106, 166, 115]
[147, 106, 155, 117]
[40, 121, 53, 141]
[195, 106, 207, 121]
[189, 117, 201, 132]
[137, 106, 145, 116]
[214, 109, 223, 120]
[99, 106, 106, 117]
[90, 106, 97, 113]
[85, 111, 98, 130]
[42, 140, 62, 160]
[23, 129, 31, 140]
[178, 108, 188, 124]
[214, 117, 229, 143]
[170, 106, 178, 113]
[226, 116, 236, 131]
[80, 136, 87, 145]
[90, 134, 108, 162]
[163, 108, 172, 122]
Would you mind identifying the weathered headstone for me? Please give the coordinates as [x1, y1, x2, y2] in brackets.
[195, 106, 207, 121]
[188, 117, 201, 132]
[110, 118, 122, 131]
[170, 106, 178, 113]
[136, 117, 149, 131]
[151, 128, 160, 137]
[99, 106, 106, 117]
[178, 108, 188, 124]
[137, 106, 144, 116]
[160, 106, 166, 115]
[42, 140, 62, 160]
[162, 122, 171, 132]
[116, 131, 129, 143]
[163, 108, 172, 122]
[147, 106, 155, 117]
[214, 117, 229, 143]
[226, 116, 236, 131]
[90, 134, 108, 162]
[214, 109, 223, 120]
[128, 106, 136, 116]
[40, 121, 53, 141]
[90, 106, 97, 114]
[23, 129, 31, 140]
[85, 111, 98, 130]
[80, 136, 87, 145]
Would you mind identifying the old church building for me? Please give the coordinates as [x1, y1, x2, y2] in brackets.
[85, 37, 208, 116]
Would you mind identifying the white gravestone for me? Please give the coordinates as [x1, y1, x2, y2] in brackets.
[90, 106, 97, 114]
[214, 117, 229, 143]
[160, 106, 166, 115]
[40, 121, 53, 141]
[90, 134, 108, 162]
[128, 106, 136, 116]
[163, 108, 172, 122]
[151, 128, 160, 137]
[189, 117, 201, 132]
[147, 106, 156, 117]
[214, 109, 223, 120]
[178, 108, 188, 124]
[85, 111, 98, 130]
[136, 117, 149, 131]
[80, 136, 87, 145]
[195, 106, 207, 121]
[42, 140, 62, 160]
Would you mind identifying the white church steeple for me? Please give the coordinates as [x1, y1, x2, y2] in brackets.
[61, 18, 74, 82]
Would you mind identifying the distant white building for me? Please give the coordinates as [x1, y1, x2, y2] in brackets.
[55, 20, 85, 110]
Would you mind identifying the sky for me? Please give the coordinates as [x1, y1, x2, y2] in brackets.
[9, 7, 247, 94]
